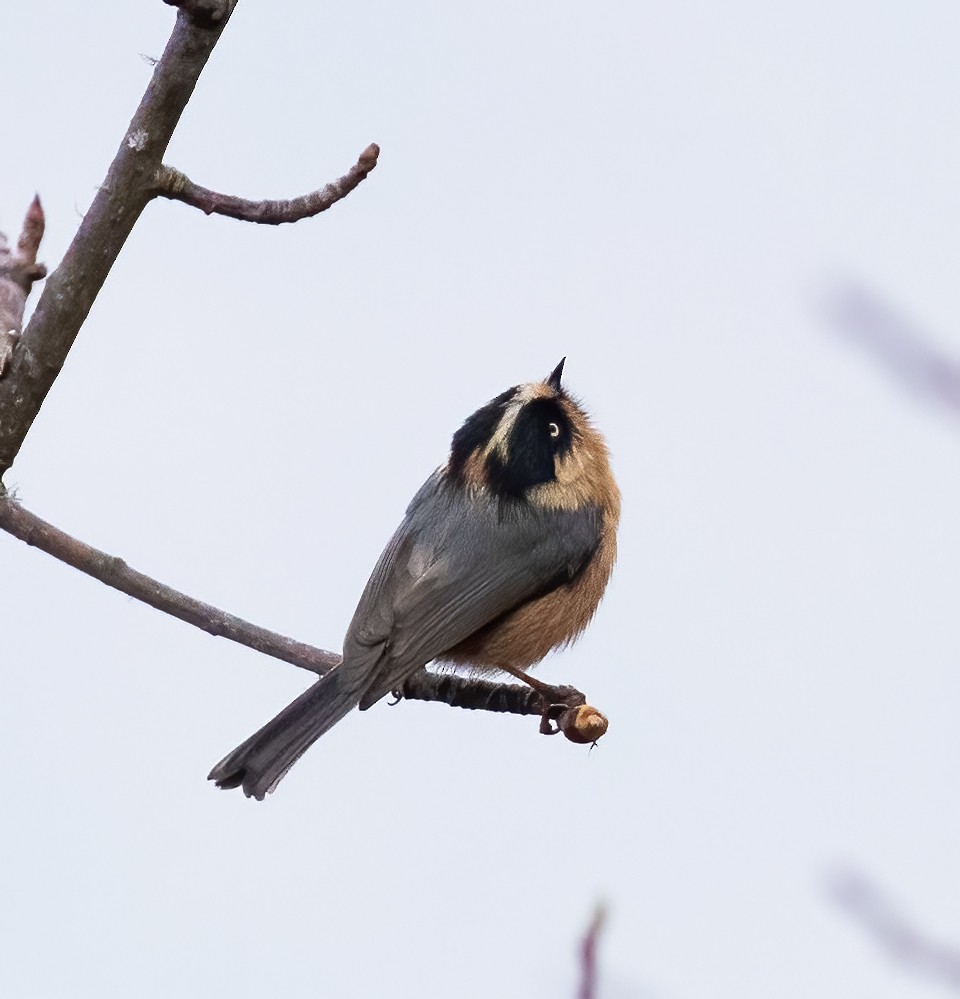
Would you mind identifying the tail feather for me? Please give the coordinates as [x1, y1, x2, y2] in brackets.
[208, 666, 365, 800]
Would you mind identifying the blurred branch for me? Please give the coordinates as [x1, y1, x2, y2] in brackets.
[0, 196, 46, 377]
[823, 282, 960, 415]
[154, 143, 380, 223]
[578, 904, 607, 999]
[830, 868, 960, 990]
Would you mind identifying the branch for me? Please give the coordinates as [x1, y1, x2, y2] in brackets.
[0, 5, 233, 478]
[0, 196, 46, 377]
[577, 904, 606, 999]
[823, 282, 960, 416]
[154, 143, 380, 224]
[397, 670, 609, 744]
[0, 493, 609, 744]
[830, 868, 960, 990]
[0, 492, 339, 675]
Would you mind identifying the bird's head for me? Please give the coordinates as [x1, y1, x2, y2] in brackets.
[446, 359, 619, 514]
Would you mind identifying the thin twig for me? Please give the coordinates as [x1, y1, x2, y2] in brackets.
[154, 143, 380, 224]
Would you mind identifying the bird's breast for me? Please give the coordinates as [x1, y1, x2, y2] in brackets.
[441, 515, 617, 672]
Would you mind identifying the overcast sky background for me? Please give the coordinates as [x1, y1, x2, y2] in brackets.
[3, 3, 960, 997]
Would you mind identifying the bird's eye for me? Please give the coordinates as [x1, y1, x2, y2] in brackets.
[548, 422, 560, 438]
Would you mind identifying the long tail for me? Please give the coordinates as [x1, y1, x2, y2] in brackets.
[208, 665, 366, 800]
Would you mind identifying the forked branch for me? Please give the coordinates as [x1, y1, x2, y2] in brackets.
[0, 8, 234, 477]
[0, 1, 605, 746]
[0, 2, 377, 478]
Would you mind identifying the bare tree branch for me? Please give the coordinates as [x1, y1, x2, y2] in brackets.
[0, 3, 379, 479]
[830, 868, 960, 990]
[823, 281, 960, 416]
[0, 492, 340, 675]
[399, 669, 552, 714]
[0, 6, 233, 478]
[398, 670, 608, 743]
[0, 196, 46, 378]
[578, 904, 607, 999]
[154, 143, 380, 224]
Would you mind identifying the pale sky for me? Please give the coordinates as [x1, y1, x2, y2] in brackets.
[3, 3, 960, 997]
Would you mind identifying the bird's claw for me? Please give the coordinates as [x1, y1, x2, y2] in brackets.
[535, 685, 608, 745]
[539, 702, 566, 735]
[537, 685, 587, 735]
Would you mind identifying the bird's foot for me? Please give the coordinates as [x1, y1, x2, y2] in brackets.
[538, 685, 587, 735]
[535, 686, 608, 745]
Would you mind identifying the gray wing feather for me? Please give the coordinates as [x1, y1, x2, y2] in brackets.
[341, 471, 602, 708]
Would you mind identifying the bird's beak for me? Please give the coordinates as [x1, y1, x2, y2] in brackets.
[546, 357, 566, 390]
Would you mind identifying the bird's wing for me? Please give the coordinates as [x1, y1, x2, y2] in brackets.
[341, 471, 603, 707]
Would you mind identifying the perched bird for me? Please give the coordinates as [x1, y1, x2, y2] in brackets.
[209, 359, 620, 799]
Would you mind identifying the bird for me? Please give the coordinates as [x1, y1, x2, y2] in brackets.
[208, 359, 620, 799]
